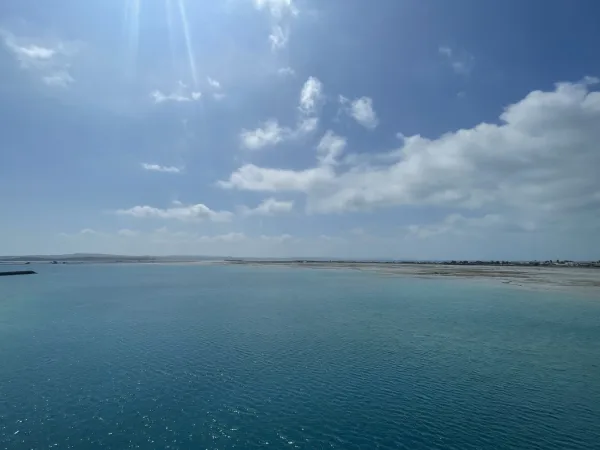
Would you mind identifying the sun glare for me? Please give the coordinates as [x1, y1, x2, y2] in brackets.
[177, 0, 198, 87]
[123, 0, 140, 79]
[124, 0, 198, 86]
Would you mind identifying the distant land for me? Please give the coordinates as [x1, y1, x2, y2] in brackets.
[1, 254, 598, 268]
[2, 254, 599, 290]
[0, 253, 220, 264]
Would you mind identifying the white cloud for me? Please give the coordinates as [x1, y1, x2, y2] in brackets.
[224, 130, 344, 187]
[439, 46, 474, 75]
[42, 71, 74, 88]
[240, 119, 286, 150]
[207, 77, 221, 89]
[206, 77, 224, 99]
[296, 117, 318, 135]
[240, 198, 294, 216]
[277, 66, 295, 76]
[198, 232, 246, 243]
[317, 131, 347, 165]
[1, 29, 77, 87]
[116, 203, 233, 222]
[219, 78, 600, 231]
[253, 0, 297, 50]
[151, 81, 201, 104]
[253, 0, 297, 18]
[269, 25, 289, 51]
[239, 118, 316, 150]
[438, 46, 452, 58]
[299, 76, 323, 115]
[238, 77, 323, 151]
[226, 129, 343, 188]
[219, 164, 333, 192]
[141, 163, 182, 174]
[342, 96, 379, 129]
[9, 43, 55, 61]
[341, 147, 402, 167]
[151, 89, 201, 104]
[1, 30, 55, 65]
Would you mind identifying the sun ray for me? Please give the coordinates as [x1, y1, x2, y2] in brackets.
[123, 0, 141, 80]
[177, 0, 198, 88]
[165, 0, 178, 73]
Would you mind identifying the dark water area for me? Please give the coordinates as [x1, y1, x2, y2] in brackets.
[1, 264, 599, 449]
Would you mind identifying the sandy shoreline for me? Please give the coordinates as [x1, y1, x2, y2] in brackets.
[3, 258, 599, 293]
[222, 261, 600, 292]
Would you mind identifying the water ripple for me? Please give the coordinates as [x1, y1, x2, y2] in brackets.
[1, 265, 599, 449]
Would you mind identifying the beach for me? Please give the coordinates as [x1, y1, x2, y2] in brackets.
[3, 255, 599, 293]
[223, 260, 600, 292]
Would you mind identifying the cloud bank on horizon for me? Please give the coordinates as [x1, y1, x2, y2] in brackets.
[1, 0, 599, 259]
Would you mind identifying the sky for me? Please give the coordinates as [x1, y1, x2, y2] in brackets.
[1, 0, 599, 260]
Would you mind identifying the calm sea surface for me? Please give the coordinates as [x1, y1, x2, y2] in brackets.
[1, 264, 599, 449]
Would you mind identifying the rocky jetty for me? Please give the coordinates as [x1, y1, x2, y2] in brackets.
[0, 270, 37, 277]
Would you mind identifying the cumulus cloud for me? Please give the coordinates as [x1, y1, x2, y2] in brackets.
[240, 198, 294, 216]
[151, 82, 201, 104]
[299, 77, 323, 115]
[141, 163, 182, 174]
[8, 43, 55, 61]
[42, 71, 74, 88]
[116, 203, 233, 222]
[269, 25, 289, 51]
[239, 118, 316, 150]
[239, 77, 322, 149]
[224, 130, 344, 187]
[151, 90, 201, 103]
[341, 96, 379, 129]
[253, 0, 297, 50]
[317, 131, 347, 165]
[296, 117, 318, 134]
[198, 232, 246, 243]
[277, 66, 295, 76]
[1, 29, 77, 87]
[219, 164, 333, 192]
[253, 0, 297, 18]
[220, 78, 600, 231]
[240, 119, 286, 150]
[206, 77, 225, 99]
[207, 77, 221, 89]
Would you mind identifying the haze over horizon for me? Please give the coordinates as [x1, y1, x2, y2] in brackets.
[1, 0, 599, 260]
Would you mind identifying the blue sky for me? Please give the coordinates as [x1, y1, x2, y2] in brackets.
[1, 0, 599, 259]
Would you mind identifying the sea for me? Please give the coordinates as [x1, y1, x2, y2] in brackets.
[1, 263, 599, 449]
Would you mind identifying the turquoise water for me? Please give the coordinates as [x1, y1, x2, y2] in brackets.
[1, 264, 599, 449]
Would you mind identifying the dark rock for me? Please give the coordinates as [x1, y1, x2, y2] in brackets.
[0, 270, 37, 277]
